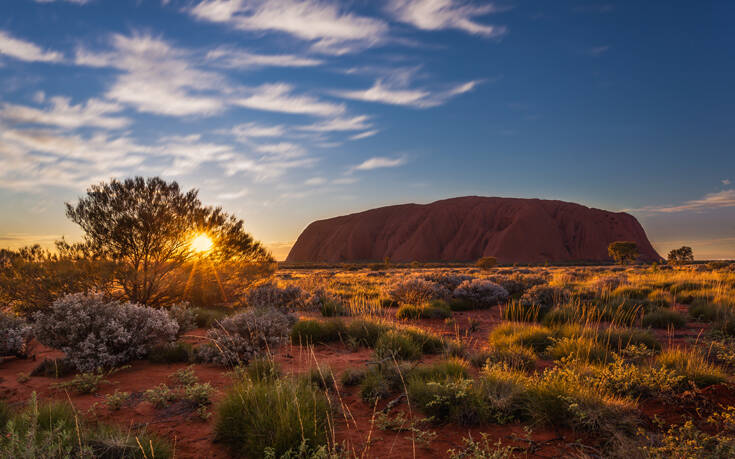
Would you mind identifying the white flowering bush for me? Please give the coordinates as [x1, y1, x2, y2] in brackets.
[168, 302, 197, 334]
[421, 272, 474, 291]
[302, 287, 341, 312]
[520, 285, 569, 310]
[0, 312, 32, 357]
[246, 283, 304, 311]
[385, 277, 450, 305]
[452, 279, 508, 308]
[34, 292, 179, 372]
[196, 307, 293, 366]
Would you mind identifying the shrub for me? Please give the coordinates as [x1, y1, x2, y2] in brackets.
[396, 301, 451, 320]
[453, 280, 509, 309]
[346, 318, 391, 347]
[421, 273, 473, 291]
[519, 285, 568, 314]
[340, 368, 366, 387]
[385, 277, 449, 305]
[34, 292, 178, 372]
[469, 345, 536, 371]
[489, 323, 556, 353]
[148, 342, 193, 364]
[197, 307, 292, 366]
[641, 309, 687, 329]
[447, 434, 515, 459]
[598, 326, 660, 351]
[52, 369, 115, 394]
[408, 378, 489, 426]
[215, 378, 331, 457]
[613, 286, 653, 300]
[0, 393, 171, 458]
[656, 348, 727, 387]
[105, 390, 131, 410]
[647, 289, 671, 308]
[546, 336, 610, 364]
[400, 326, 445, 354]
[0, 312, 32, 357]
[524, 364, 636, 435]
[184, 382, 214, 406]
[319, 299, 348, 317]
[375, 330, 422, 361]
[247, 358, 281, 382]
[290, 319, 345, 344]
[246, 283, 304, 311]
[690, 300, 729, 322]
[144, 384, 177, 408]
[167, 302, 197, 334]
[476, 256, 498, 269]
[595, 359, 685, 398]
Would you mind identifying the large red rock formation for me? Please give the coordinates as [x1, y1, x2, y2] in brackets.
[286, 196, 661, 264]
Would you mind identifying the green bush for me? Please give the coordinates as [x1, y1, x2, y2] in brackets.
[546, 336, 610, 364]
[396, 300, 451, 320]
[641, 309, 687, 329]
[290, 319, 345, 344]
[690, 300, 729, 322]
[469, 345, 536, 371]
[320, 300, 348, 317]
[345, 318, 390, 347]
[340, 368, 366, 387]
[656, 348, 727, 387]
[597, 326, 660, 351]
[247, 358, 281, 382]
[215, 379, 331, 457]
[489, 323, 556, 353]
[0, 393, 171, 458]
[408, 377, 490, 426]
[375, 330, 422, 361]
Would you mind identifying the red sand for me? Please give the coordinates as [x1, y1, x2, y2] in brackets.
[286, 196, 661, 264]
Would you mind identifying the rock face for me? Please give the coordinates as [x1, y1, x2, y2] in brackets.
[286, 196, 662, 264]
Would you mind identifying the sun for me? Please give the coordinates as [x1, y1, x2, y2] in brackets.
[190, 233, 214, 253]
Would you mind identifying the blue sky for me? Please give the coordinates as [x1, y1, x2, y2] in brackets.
[0, 0, 733, 260]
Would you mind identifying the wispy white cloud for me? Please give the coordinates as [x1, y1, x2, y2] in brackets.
[189, 0, 388, 54]
[206, 47, 323, 68]
[350, 129, 379, 140]
[76, 33, 225, 116]
[304, 177, 326, 186]
[0, 97, 129, 129]
[234, 83, 344, 116]
[254, 142, 306, 159]
[0, 30, 63, 63]
[299, 115, 371, 132]
[628, 189, 735, 213]
[386, 0, 507, 37]
[335, 79, 481, 108]
[350, 155, 406, 172]
[228, 122, 286, 140]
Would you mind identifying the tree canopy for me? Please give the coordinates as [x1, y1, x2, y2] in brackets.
[668, 246, 694, 264]
[608, 241, 639, 265]
[65, 177, 272, 305]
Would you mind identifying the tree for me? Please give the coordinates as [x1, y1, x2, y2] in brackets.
[65, 177, 272, 305]
[607, 241, 638, 265]
[476, 256, 498, 269]
[668, 246, 694, 264]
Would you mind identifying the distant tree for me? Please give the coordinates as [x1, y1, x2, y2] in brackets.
[607, 241, 638, 265]
[65, 177, 272, 305]
[476, 256, 498, 269]
[667, 246, 694, 264]
[0, 241, 114, 317]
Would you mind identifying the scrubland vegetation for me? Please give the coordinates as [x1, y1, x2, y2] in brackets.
[2, 177, 735, 457]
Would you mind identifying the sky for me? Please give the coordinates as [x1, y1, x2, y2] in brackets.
[0, 0, 733, 261]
